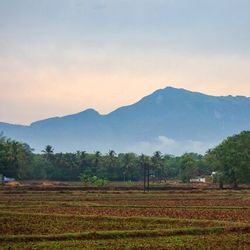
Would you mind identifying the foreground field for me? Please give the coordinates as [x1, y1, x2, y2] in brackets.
[1, 187, 250, 249]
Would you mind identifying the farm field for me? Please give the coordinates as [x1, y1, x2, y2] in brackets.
[1, 186, 250, 249]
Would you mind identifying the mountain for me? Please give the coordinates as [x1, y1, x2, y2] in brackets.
[1, 86, 250, 155]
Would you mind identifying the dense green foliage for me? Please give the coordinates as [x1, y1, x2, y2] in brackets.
[0, 135, 209, 182]
[1, 131, 250, 186]
[0, 134, 34, 179]
[206, 131, 250, 188]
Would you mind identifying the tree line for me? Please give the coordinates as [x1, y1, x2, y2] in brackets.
[0, 131, 250, 187]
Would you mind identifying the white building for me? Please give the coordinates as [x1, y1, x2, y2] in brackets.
[190, 177, 206, 183]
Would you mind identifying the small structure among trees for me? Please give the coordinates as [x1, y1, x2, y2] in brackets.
[190, 177, 206, 183]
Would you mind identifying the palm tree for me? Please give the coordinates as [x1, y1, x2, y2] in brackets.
[122, 153, 135, 182]
[42, 145, 54, 154]
[152, 151, 164, 182]
[93, 151, 101, 176]
[78, 151, 87, 174]
[140, 154, 151, 192]
[42, 145, 54, 160]
[107, 150, 116, 180]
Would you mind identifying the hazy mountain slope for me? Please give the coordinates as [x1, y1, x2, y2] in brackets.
[1, 87, 250, 154]
[109, 87, 250, 140]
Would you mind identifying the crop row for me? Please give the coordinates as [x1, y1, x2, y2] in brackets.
[7, 206, 249, 223]
[0, 211, 233, 235]
[2, 199, 250, 208]
[1, 231, 250, 250]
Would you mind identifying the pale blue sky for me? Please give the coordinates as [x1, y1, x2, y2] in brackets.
[1, 0, 250, 124]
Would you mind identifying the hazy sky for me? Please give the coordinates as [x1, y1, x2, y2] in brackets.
[1, 0, 250, 124]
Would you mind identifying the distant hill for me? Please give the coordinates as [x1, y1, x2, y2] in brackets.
[1, 86, 250, 155]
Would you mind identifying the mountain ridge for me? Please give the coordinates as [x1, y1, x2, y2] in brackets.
[1, 86, 250, 155]
[3, 86, 250, 126]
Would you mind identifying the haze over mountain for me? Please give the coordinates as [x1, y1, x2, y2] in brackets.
[1, 86, 250, 155]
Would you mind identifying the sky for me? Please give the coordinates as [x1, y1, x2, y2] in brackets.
[1, 0, 250, 125]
